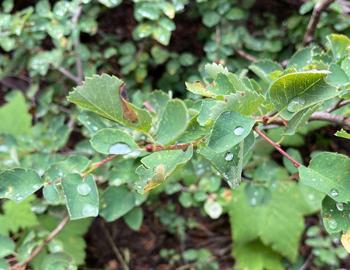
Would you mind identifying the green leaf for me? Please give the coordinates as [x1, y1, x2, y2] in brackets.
[90, 128, 139, 155]
[284, 105, 319, 135]
[282, 148, 302, 174]
[326, 63, 349, 87]
[155, 99, 189, 145]
[0, 168, 43, 202]
[322, 196, 350, 234]
[299, 152, 350, 203]
[152, 26, 171, 46]
[0, 235, 15, 258]
[287, 47, 313, 70]
[123, 207, 143, 230]
[40, 252, 75, 270]
[234, 241, 284, 270]
[0, 91, 31, 136]
[268, 70, 337, 120]
[327, 34, 350, 61]
[61, 174, 99, 220]
[208, 111, 255, 153]
[229, 182, 305, 262]
[135, 146, 193, 192]
[0, 197, 38, 235]
[100, 186, 135, 222]
[0, 259, 9, 270]
[202, 11, 220, 27]
[249, 59, 283, 83]
[98, 0, 122, 8]
[67, 74, 152, 132]
[199, 132, 254, 187]
[335, 129, 350, 139]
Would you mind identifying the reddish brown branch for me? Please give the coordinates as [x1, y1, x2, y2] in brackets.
[235, 49, 257, 62]
[303, 0, 336, 45]
[254, 126, 301, 168]
[145, 139, 203, 152]
[81, 155, 117, 177]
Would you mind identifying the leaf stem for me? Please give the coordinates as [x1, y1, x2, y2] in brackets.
[253, 126, 301, 168]
[81, 155, 117, 177]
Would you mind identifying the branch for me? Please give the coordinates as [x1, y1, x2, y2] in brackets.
[14, 215, 70, 269]
[72, 4, 84, 84]
[254, 126, 301, 168]
[81, 155, 117, 177]
[303, 0, 336, 45]
[57, 67, 80, 84]
[145, 139, 204, 152]
[235, 49, 257, 62]
[310, 111, 350, 129]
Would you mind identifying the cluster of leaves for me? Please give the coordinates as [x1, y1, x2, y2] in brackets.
[0, 0, 350, 269]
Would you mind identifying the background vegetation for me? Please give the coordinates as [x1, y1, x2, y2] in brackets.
[0, 0, 350, 269]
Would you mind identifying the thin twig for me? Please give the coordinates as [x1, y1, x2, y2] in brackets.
[100, 221, 129, 270]
[13, 215, 70, 269]
[81, 155, 117, 177]
[57, 67, 80, 84]
[303, 0, 336, 45]
[254, 126, 301, 168]
[72, 4, 84, 83]
[235, 49, 257, 62]
[310, 111, 350, 129]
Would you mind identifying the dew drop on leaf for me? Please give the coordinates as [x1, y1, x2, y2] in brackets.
[233, 126, 245, 136]
[336, 202, 344, 211]
[330, 188, 339, 198]
[82, 204, 98, 216]
[109, 143, 132, 155]
[250, 197, 257, 206]
[328, 219, 338, 230]
[224, 152, 234, 161]
[77, 183, 92, 196]
[287, 97, 305, 113]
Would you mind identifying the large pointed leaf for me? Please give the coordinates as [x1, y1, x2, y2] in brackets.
[67, 74, 152, 132]
[155, 99, 189, 145]
[0, 169, 43, 202]
[268, 71, 337, 120]
[61, 174, 99, 220]
[299, 152, 350, 203]
[135, 146, 193, 193]
[208, 111, 255, 153]
[229, 182, 306, 262]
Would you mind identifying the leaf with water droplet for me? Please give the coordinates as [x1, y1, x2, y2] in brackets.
[268, 70, 337, 120]
[299, 152, 350, 203]
[0, 168, 43, 202]
[135, 146, 193, 193]
[90, 128, 139, 155]
[208, 111, 255, 153]
[322, 196, 350, 234]
[43, 184, 61, 204]
[61, 174, 99, 220]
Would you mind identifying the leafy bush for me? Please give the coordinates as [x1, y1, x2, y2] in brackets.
[0, 0, 350, 269]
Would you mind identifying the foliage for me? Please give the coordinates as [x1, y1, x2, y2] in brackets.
[0, 0, 350, 269]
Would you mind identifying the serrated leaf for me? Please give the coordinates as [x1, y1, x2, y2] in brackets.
[40, 252, 75, 270]
[46, 156, 91, 181]
[135, 146, 193, 193]
[229, 182, 305, 262]
[123, 207, 143, 231]
[299, 152, 350, 203]
[234, 241, 284, 270]
[0, 197, 38, 235]
[61, 174, 99, 220]
[100, 186, 135, 222]
[0, 91, 31, 136]
[0, 235, 15, 258]
[208, 111, 255, 153]
[335, 129, 350, 139]
[67, 74, 152, 132]
[322, 196, 350, 234]
[268, 70, 337, 120]
[0, 168, 43, 202]
[90, 128, 139, 155]
[185, 81, 214, 97]
[155, 99, 189, 145]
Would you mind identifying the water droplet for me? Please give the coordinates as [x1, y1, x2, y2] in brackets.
[330, 188, 339, 198]
[287, 97, 305, 113]
[250, 197, 257, 206]
[336, 202, 344, 211]
[204, 201, 223, 219]
[233, 126, 245, 136]
[82, 204, 98, 216]
[308, 194, 315, 201]
[86, 121, 91, 125]
[109, 143, 132, 155]
[92, 126, 98, 131]
[77, 183, 91, 196]
[328, 219, 338, 230]
[224, 152, 234, 161]
[14, 194, 23, 201]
